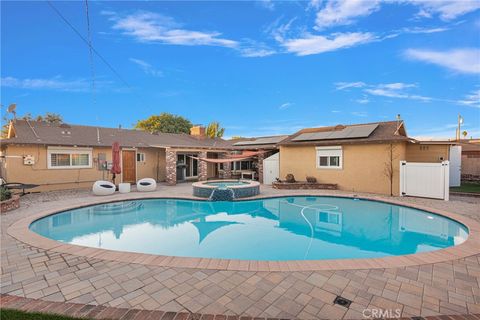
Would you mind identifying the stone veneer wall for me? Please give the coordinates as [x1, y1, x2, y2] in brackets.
[166, 149, 177, 185]
[257, 151, 265, 184]
[198, 151, 208, 181]
[219, 153, 232, 179]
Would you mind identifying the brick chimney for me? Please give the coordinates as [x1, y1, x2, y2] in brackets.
[190, 125, 206, 138]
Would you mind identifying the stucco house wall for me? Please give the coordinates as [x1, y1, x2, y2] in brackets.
[405, 144, 449, 162]
[279, 142, 407, 196]
[2, 145, 167, 191]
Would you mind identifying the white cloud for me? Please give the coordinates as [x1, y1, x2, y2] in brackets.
[129, 58, 163, 77]
[410, 0, 480, 21]
[356, 96, 370, 104]
[399, 26, 450, 34]
[351, 111, 368, 117]
[457, 89, 480, 108]
[336, 81, 432, 101]
[405, 48, 480, 74]
[279, 102, 293, 110]
[257, 0, 275, 11]
[108, 11, 238, 48]
[334, 81, 366, 90]
[315, 0, 381, 29]
[0, 76, 92, 92]
[281, 32, 376, 56]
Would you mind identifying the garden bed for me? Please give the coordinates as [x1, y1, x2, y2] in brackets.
[272, 181, 337, 190]
[1, 195, 20, 213]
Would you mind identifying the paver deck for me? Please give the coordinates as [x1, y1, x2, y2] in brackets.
[1, 184, 480, 319]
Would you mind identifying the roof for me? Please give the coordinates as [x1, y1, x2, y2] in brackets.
[280, 121, 411, 146]
[2, 120, 233, 149]
[230, 135, 289, 149]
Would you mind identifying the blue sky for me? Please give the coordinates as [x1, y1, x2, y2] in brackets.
[1, 0, 479, 139]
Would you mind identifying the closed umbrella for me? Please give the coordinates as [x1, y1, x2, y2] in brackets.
[111, 142, 121, 184]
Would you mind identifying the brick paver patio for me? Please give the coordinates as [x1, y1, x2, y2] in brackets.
[1, 184, 479, 319]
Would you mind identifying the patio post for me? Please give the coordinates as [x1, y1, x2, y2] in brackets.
[166, 149, 177, 185]
[220, 153, 232, 178]
[198, 151, 208, 181]
[257, 151, 265, 184]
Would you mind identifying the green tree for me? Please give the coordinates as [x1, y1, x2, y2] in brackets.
[20, 112, 63, 124]
[462, 130, 468, 139]
[206, 121, 225, 138]
[230, 136, 245, 140]
[135, 113, 192, 134]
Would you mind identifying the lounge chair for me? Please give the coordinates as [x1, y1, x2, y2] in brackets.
[0, 178, 40, 196]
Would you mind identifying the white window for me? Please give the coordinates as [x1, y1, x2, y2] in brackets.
[316, 146, 342, 169]
[136, 153, 146, 162]
[47, 147, 92, 169]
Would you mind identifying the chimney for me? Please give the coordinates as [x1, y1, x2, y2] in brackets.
[190, 125, 206, 138]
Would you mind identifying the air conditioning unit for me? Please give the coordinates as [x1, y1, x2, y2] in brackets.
[23, 155, 35, 165]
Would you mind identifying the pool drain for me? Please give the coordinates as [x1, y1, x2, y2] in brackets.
[333, 296, 352, 308]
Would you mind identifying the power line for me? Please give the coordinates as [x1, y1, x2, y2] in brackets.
[46, 0, 131, 89]
[84, 0, 96, 105]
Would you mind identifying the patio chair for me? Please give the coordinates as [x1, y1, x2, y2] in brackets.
[92, 180, 116, 196]
[0, 177, 40, 196]
[136, 178, 156, 192]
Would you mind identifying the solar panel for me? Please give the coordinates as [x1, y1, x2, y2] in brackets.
[291, 124, 378, 141]
[233, 135, 288, 146]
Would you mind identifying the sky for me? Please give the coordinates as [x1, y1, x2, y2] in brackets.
[1, 0, 479, 139]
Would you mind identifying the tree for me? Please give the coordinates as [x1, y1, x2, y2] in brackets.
[206, 121, 225, 138]
[462, 130, 468, 139]
[230, 136, 245, 140]
[383, 143, 399, 196]
[20, 112, 63, 124]
[135, 113, 192, 134]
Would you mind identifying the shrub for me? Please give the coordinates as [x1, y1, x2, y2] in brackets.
[1, 186, 12, 201]
[306, 176, 317, 183]
[285, 174, 296, 183]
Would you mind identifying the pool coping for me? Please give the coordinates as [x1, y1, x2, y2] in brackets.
[7, 192, 480, 272]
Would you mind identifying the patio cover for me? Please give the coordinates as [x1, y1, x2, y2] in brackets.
[188, 150, 267, 163]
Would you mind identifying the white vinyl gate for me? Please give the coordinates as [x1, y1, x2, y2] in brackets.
[263, 152, 279, 185]
[449, 146, 462, 187]
[400, 161, 450, 201]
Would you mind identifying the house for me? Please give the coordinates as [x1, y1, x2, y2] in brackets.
[278, 121, 453, 196]
[1, 119, 454, 196]
[0, 120, 236, 191]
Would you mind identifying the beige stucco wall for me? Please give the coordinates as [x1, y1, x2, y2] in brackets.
[279, 142, 407, 196]
[405, 144, 449, 162]
[2, 145, 167, 191]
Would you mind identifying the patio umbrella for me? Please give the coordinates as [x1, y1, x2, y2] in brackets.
[111, 142, 121, 184]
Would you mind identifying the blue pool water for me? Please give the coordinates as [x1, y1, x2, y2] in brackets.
[29, 197, 468, 261]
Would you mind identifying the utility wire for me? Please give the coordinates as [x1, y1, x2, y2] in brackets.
[84, 0, 96, 105]
[46, 0, 131, 89]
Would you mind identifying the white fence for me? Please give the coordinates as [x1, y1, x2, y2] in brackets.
[400, 161, 449, 201]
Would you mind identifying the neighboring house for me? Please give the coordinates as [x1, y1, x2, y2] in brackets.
[459, 141, 480, 182]
[278, 121, 452, 196]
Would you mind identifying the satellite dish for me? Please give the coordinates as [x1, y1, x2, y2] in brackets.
[7, 104, 16, 113]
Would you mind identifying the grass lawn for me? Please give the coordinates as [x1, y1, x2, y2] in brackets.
[0, 309, 85, 320]
[450, 183, 480, 194]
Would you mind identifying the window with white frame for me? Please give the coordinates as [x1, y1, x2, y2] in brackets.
[47, 147, 92, 169]
[136, 152, 146, 162]
[316, 146, 342, 169]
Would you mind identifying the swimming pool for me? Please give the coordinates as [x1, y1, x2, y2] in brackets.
[29, 196, 468, 261]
